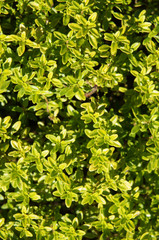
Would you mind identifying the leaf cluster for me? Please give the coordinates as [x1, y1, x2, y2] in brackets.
[0, 0, 159, 239]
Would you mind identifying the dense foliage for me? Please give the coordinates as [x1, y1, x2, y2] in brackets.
[0, 0, 159, 239]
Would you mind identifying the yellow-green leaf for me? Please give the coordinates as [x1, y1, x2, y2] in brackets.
[111, 41, 118, 55]
[89, 34, 98, 49]
[68, 23, 82, 31]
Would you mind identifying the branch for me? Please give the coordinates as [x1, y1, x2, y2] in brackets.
[85, 85, 98, 98]
[43, 95, 54, 121]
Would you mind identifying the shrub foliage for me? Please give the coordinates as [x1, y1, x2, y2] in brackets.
[0, 0, 159, 239]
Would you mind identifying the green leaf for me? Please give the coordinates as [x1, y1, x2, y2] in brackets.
[88, 34, 97, 49]
[56, 180, 64, 195]
[109, 204, 118, 214]
[140, 232, 150, 240]
[14, 213, 23, 220]
[76, 15, 87, 25]
[17, 44, 25, 56]
[89, 12, 97, 21]
[75, 88, 86, 100]
[90, 28, 99, 38]
[104, 33, 114, 41]
[55, 4, 65, 11]
[46, 134, 57, 143]
[131, 42, 141, 51]
[96, 136, 105, 146]
[29, 192, 41, 201]
[36, 159, 43, 173]
[138, 22, 151, 32]
[47, 0, 54, 7]
[29, 2, 40, 10]
[63, 14, 70, 25]
[11, 140, 20, 150]
[0, 230, 7, 240]
[118, 179, 132, 191]
[87, 139, 94, 148]
[68, 23, 82, 31]
[65, 87, 75, 99]
[82, 195, 93, 205]
[111, 41, 118, 55]
[128, 54, 138, 67]
[95, 195, 106, 204]
[0, 80, 10, 94]
[0, 218, 5, 227]
[124, 220, 135, 232]
[52, 78, 63, 88]
[54, 31, 67, 40]
[60, 45, 67, 55]
[62, 52, 69, 64]
[29, 214, 41, 220]
[70, 48, 81, 57]
[112, 11, 124, 20]
[67, 105, 78, 116]
[98, 44, 110, 52]
[85, 129, 97, 138]
[110, 140, 121, 148]
[25, 230, 33, 237]
[17, 87, 25, 98]
[131, 125, 140, 135]
[59, 87, 70, 96]
[65, 192, 73, 208]
[11, 121, 21, 132]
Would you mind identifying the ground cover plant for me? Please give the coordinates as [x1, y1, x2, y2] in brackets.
[0, 0, 159, 239]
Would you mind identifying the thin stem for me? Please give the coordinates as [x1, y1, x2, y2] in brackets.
[43, 95, 54, 121]
[85, 85, 98, 98]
